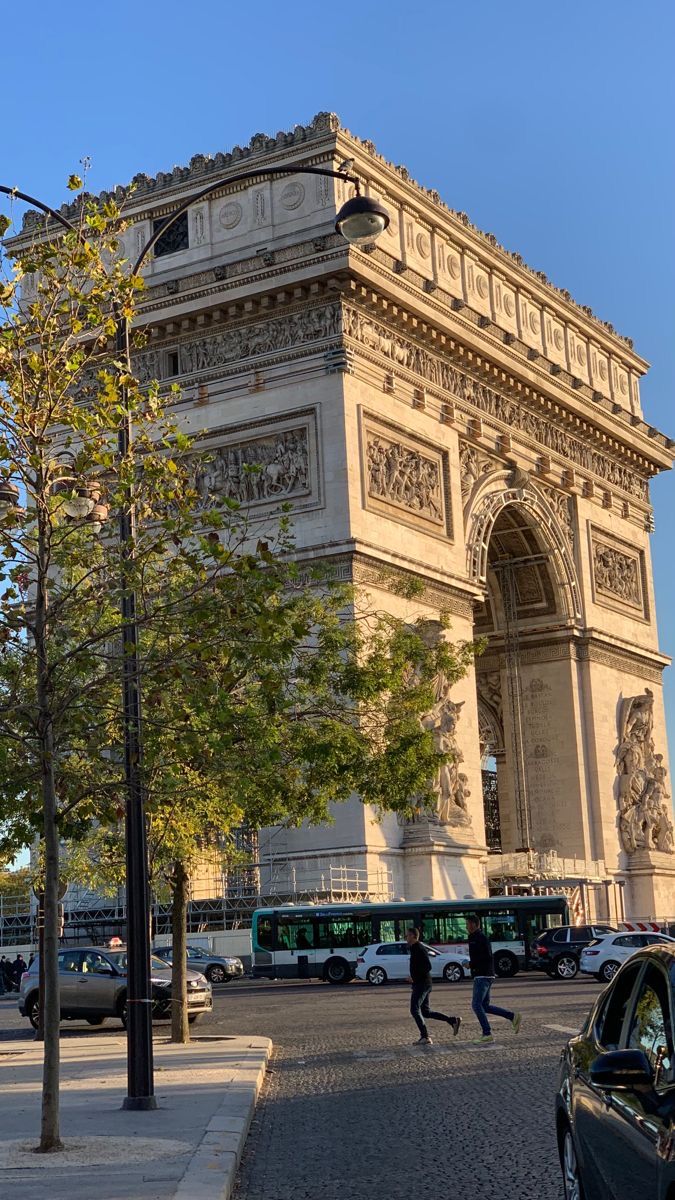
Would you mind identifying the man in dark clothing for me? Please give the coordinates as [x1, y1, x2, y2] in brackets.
[12, 954, 26, 988]
[467, 914, 522, 1044]
[405, 927, 461, 1045]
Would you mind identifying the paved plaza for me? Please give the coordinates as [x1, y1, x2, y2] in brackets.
[1, 973, 601, 1200]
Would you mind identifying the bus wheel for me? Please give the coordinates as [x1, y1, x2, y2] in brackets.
[324, 957, 350, 984]
[493, 951, 518, 978]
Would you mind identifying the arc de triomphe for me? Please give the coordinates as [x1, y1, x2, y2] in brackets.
[23, 113, 673, 917]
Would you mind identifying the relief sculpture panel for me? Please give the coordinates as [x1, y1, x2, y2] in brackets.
[362, 415, 451, 537]
[189, 411, 319, 512]
[590, 526, 645, 616]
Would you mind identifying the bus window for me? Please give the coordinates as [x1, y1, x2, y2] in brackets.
[276, 916, 314, 950]
[256, 917, 273, 950]
[378, 920, 396, 943]
[483, 910, 518, 942]
[315, 916, 375, 949]
[421, 912, 468, 944]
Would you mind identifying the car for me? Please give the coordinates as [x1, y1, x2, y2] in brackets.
[18, 945, 212, 1030]
[153, 944, 244, 984]
[354, 941, 469, 986]
[556, 943, 675, 1199]
[530, 924, 617, 979]
[580, 930, 675, 982]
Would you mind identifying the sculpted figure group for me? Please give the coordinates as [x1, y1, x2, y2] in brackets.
[616, 690, 674, 855]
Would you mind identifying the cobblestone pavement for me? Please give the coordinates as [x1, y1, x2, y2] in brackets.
[0, 974, 603, 1199]
[218, 975, 601, 1200]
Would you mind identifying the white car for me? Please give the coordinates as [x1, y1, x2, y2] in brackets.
[580, 930, 675, 982]
[355, 941, 469, 985]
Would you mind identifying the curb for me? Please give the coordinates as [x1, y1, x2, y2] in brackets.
[173, 1038, 272, 1200]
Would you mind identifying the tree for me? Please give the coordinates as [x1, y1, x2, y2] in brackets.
[56, 556, 476, 1043]
[0, 182, 286, 1148]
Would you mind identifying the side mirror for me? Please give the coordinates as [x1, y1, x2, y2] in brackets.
[590, 1049, 653, 1089]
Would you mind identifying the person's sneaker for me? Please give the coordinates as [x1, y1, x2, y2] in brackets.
[449, 1017, 462, 1038]
[512, 1012, 523, 1035]
[414, 1036, 433, 1045]
[472, 1034, 495, 1045]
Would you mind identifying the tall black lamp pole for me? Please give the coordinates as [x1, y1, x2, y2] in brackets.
[1, 165, 389, 1110]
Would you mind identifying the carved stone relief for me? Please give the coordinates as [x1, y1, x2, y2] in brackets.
[615, 690, 673, 854]
[362, 416, 450, 537]
[409, 674, 472, 829]
[538, 484, 575, 551]
[192, 427, 310, 508]
[134, 303, 342, 384]
[366, 432, 442, 525]
[591, 530, 644, 612]
[343, 305, 649, 501]
[459, 441, 497, 500]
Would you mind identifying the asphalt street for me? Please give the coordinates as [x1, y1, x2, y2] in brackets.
[1, 972, 602, 1200]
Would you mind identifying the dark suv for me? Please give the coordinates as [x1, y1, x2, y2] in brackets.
[531, 924, 617, 979]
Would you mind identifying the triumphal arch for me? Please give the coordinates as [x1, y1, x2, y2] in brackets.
[34, 113, 674, 917]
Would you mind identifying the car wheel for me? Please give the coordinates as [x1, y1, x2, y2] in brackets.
[188, 1013, 205, 1026]
[493, 951, 518, 978]
[555, 955, 579, 980]
[118, 996, 128, 1029]
[443, 962, 463, 983]
[600, 960, 620, 983]
[324, 958, 350, 984]
[366, 966, 387, 986]
[86, 1017, 106, 1027]
[27, 995, 40, 1030]
[206, 965, 226, 985]
[561, 1128, 584, 1200]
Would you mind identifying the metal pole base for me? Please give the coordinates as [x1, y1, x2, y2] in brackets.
[121, 1095, 159, 1111]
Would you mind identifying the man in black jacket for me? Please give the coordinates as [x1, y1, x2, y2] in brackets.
[406, 927, 461, 1045]
[467, 914, 522, 1044]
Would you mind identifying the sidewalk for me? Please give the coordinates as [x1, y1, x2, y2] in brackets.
[0, 1033, 271, 1200]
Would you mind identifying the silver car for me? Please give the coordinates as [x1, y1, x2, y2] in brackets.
[18, 945, 212, 1029]
[154, 944, 245, 984]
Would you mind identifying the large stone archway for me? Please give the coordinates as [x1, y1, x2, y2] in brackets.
[61, 112, 673, 918]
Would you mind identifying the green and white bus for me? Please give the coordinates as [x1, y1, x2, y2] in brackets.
[252, 894, 569, 984]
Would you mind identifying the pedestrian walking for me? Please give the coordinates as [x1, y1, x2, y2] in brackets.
[1, 955, 15, 992]
[467, 914, 522, 1045]
[12, 953, 26, 989]
[406, 927, 461, 1045]
[0, 956, 6, 995]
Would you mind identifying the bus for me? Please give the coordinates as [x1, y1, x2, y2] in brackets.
[252, 895, 569, 984]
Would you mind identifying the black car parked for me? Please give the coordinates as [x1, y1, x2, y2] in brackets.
[531, 924, 616, 979]
[556, 944, 675, 1199]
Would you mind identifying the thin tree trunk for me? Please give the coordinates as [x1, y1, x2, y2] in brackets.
[170, 860, 189, 1044]
[35, 512, 62, 1152]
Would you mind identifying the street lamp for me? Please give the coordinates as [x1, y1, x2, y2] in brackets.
[1, 161, 389, 1109]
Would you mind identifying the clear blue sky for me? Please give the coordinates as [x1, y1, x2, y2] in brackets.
[2, 1, 674, 742]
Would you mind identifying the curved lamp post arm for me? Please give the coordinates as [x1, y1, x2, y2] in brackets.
[131, 165, 359, 274]
[0, 185, 77, 235]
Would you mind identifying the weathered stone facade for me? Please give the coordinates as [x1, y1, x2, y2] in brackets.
[20, 112, 673, 915]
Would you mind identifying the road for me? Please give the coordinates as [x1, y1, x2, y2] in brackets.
[0, 973, 601, 1199]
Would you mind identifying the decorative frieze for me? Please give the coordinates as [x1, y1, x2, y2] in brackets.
[135, 302, 342, 384]
[538, 484, 575, 551]
[343, 305, 650, 501]
[589, 525, 646, 617]
[361, 413, 451, 538]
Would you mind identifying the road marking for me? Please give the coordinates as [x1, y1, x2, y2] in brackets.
[543, 1023, 578, 1035]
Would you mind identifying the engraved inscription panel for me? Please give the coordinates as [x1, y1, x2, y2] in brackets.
[362, 416, 450, 537]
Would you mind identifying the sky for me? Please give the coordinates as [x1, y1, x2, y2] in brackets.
[1, 0, 674, 745]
